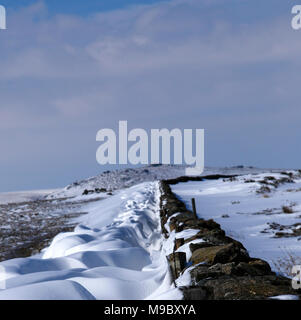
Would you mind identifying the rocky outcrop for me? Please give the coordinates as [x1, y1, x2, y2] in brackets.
[159, 177, 301, 300]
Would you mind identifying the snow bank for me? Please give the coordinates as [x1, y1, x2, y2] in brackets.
[0, 182, 181, 300]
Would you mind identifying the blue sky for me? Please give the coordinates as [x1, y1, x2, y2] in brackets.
[1, 0, 293, 22]
[0, 0, 300, 192]
[2, 0, 169, 15]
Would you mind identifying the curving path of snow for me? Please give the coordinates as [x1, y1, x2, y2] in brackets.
[0, 182, 181, 300]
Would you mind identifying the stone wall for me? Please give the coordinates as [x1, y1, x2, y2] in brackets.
[159, 176, 300, 300]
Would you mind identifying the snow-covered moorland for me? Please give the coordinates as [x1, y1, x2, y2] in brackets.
[45, 164, 276, 200]
[0, 165, 300, 300]
[172, 171, 301, 276]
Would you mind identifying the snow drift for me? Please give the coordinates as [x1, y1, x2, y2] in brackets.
[0, 182, 181, 300]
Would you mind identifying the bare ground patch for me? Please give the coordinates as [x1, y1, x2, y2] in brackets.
[0, 196, 103, 261]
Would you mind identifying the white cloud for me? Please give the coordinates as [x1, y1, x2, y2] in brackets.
[0, 0, 299, 124]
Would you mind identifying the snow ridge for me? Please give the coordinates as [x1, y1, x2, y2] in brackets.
[46, 165, 282, 200]
[0, 182, 180, 300]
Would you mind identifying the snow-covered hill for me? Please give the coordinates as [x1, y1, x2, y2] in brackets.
[46, 165, 187, 199]
[46, 164, 284, 200]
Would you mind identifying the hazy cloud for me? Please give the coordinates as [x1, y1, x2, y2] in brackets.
[0, 0, 300, 191]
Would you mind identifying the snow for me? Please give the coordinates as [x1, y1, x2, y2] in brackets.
[175, 262, 206, 287]
[45, 165, 280, 200]
[0, 166, 287, 204]
[0, 280, 95, 300]
[0, 182, 181, 300]
[176, 239, 205, 261]
[46, 165, 188, 199]
[171, 172, 301, 276]
[269, 295, 299, 300]
[0, 189, 60, 205]
[175, 266, 193, 287]
[0, 165, 298, 300]
[162, 228, 202, 258]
